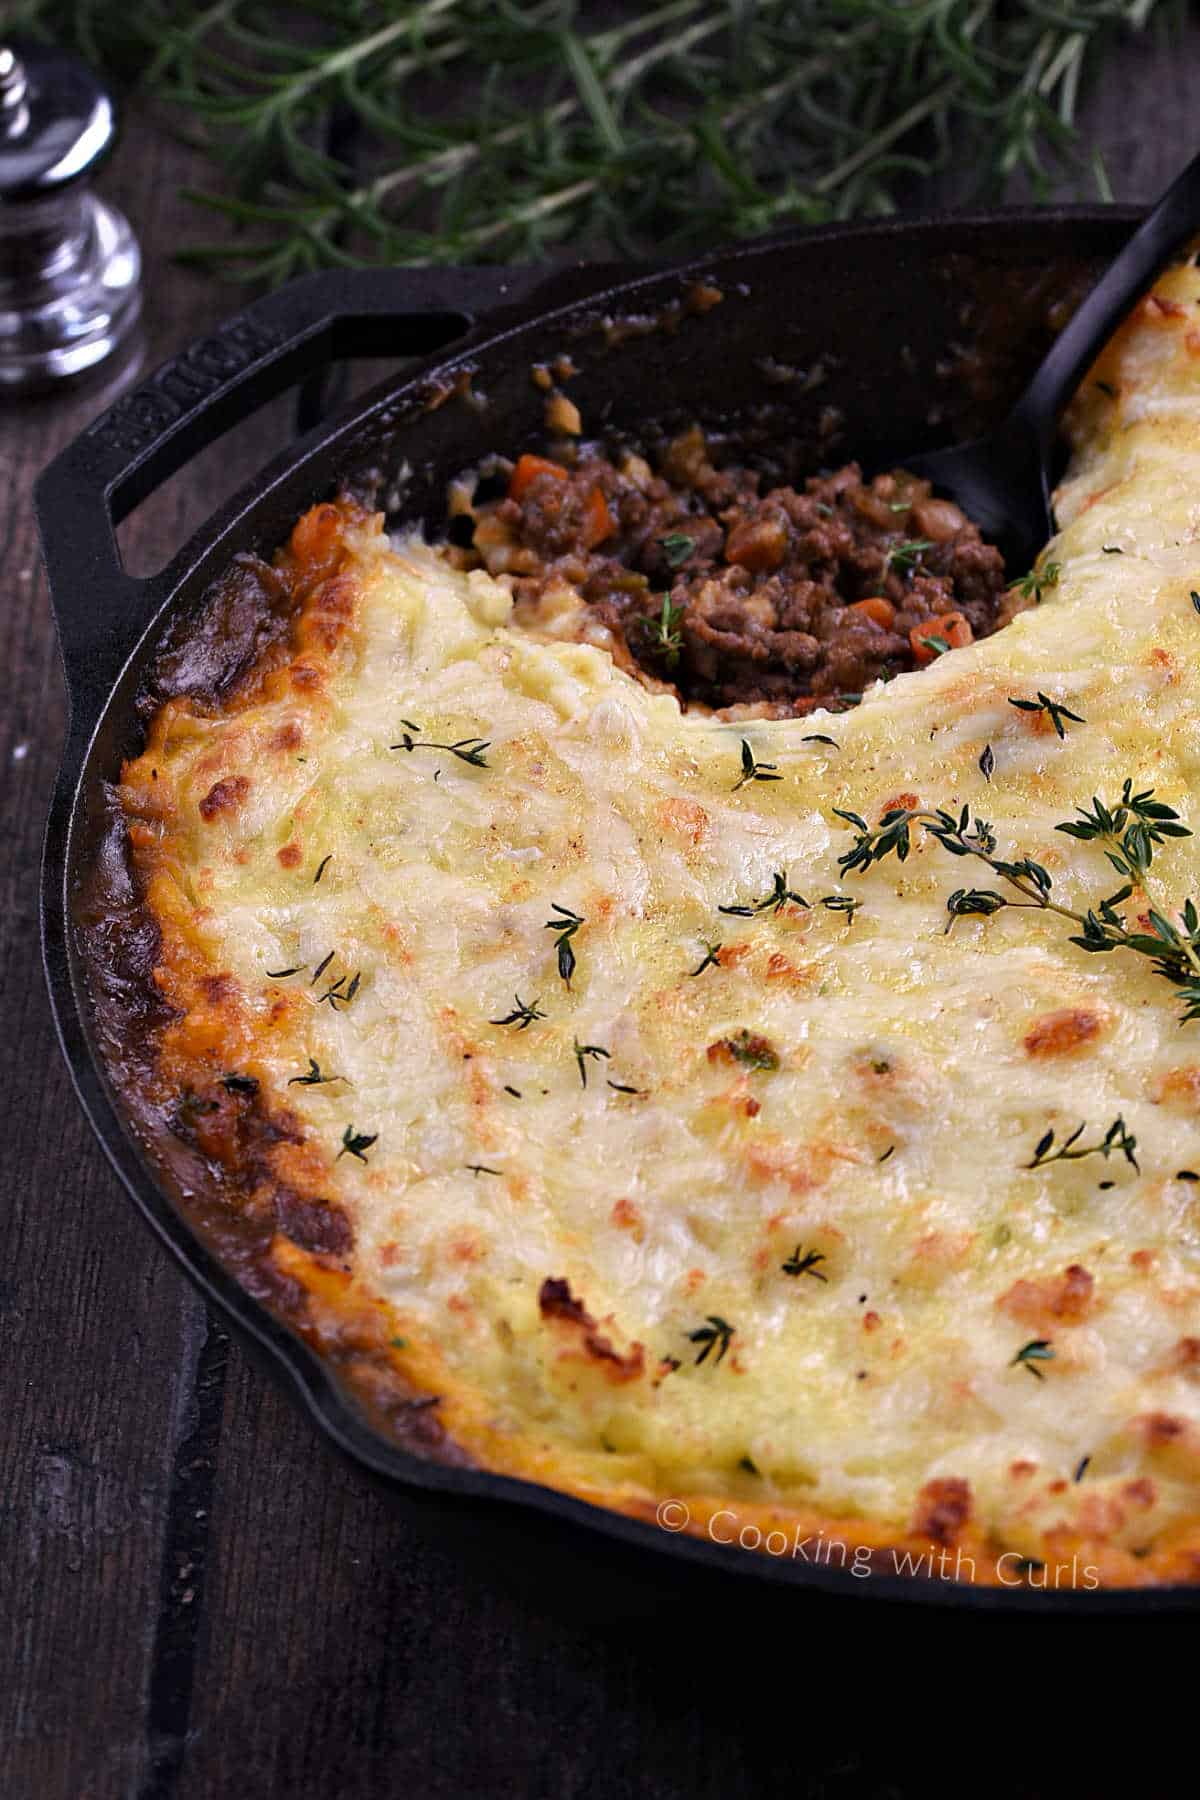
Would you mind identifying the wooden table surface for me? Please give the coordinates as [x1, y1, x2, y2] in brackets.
[4, 26, 1200, 1796]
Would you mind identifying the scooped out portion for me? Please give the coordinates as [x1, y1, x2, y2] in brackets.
[447, 428, 1016, 714]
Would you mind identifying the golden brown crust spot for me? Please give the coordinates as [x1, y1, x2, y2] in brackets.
[996, 1263, 1095, 1329]
[656, 797, 709, 846]
[911, 1477, 972, 1547]
[1023, 1007, 1106, 1058]
[538, 1277, 645, 1383]
[199, 774, 251, 821]
[880, 791, 920, 816]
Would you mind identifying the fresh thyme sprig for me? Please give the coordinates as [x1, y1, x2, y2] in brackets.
[1011, 561, 1062, 602]
[658, 532, 696, 569]
[688, 940, 723, 977]
[1007, 692, 1085, 738]
[573, 1039, 611, 1087]
[781, 1245, 828, 1281]
[836, 787, 1200, 1023]
[647, 596, 684, 666]
[719, 869, 808, 916]
[289, 1058, 341, 1086]
[1026, 1117, 1139, 1172]
[338, 1125, 377, 1163]
[883, 537, 933, 576]
[391, 724, 491, 768]
[1011, 1339, 1055, 1380]
[19, 1, 1165, 284]
[490, 994, 547, 1030]
[1056, 780, 1191, 882]
[544, 903, 585, 988]
[688, 1315, 734, 1366]
[733, 740, 782, 792]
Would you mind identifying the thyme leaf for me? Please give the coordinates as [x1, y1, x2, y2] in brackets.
[687, 1315, 734, 1366]
[719, 868, 808, 916]
[883, 537, 933, 575]
[390, 729, 491, 767]
[781, 1245, 828, 1281]
[573, 1038, 611, 1088]
[658, 531, 696, 569]
[688, 940, 723, 978]
[544, 903, 584, 989]
[1026, 1118, 1139, 1173]
[490, 994, 546, 1030]
[647, 595, 684, 666]
[338, 1125, 377, 1163]
[733, 738, 782, 792]
[289, 1058, 340, 1086]
[1011, 1339, 1055, 1380]
[1007, 691, 1085, 738]
[1011, 561, 1061, 602]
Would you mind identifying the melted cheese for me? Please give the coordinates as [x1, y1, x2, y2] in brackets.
[121, 262, 1200, 1584]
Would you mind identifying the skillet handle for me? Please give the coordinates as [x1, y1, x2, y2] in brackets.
[34, 264, 534, 727]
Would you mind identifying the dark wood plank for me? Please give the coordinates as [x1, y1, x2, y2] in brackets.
[0, 115, 301, 1800]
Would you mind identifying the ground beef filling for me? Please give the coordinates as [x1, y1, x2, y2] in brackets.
[454, 428, 1011, 714]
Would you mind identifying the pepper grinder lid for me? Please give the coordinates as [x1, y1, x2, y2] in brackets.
[0, 39, 141, 391]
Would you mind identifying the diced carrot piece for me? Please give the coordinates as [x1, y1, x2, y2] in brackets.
[910, 611, 972, 665]
[508, 453, 569, 501]
[848, 596, 895, 629]
[581, 486, 615, 549]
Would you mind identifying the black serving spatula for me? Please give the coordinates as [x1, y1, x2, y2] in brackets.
[903, 148, 1200, 575]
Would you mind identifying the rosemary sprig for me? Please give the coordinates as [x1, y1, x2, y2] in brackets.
[836, 788, 1200, 1023]
[18, 1, 1176, 284]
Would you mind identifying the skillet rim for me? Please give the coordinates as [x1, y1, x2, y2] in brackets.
[40, 200, 1200, 1612]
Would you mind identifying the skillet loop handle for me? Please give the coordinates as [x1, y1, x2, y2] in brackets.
[34, 265, 523, 726]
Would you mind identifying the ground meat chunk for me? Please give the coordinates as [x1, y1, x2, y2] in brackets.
[456, 433, 1010, 714]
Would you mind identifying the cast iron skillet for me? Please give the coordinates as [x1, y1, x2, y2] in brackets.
[36, 206, 1200, 1616]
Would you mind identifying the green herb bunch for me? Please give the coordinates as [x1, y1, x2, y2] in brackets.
[836, 781, 1200, 1023]
[13, 0, 1180, 285]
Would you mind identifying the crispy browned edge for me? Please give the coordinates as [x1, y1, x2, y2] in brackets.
[72, 495, 1200, 1590]
[75, 499, 470, 1469]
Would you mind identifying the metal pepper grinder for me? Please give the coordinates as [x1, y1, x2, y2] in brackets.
[0, 39, 141, 392]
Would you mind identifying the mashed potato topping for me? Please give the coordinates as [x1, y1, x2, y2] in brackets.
[106, 261, 1200, 1586]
